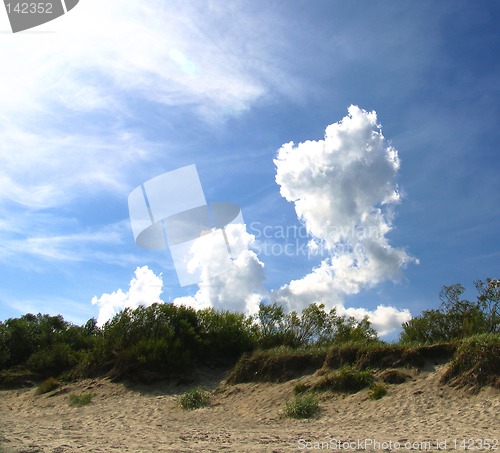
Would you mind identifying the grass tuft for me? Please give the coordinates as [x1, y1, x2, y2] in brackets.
[35, 377, 60, 395]
[284, 394, 319, 419]
[368, 383, 387, 400]
[69, 393, 94, 407]
[178, 387, 210, 410]
[312, 366, 374, 393]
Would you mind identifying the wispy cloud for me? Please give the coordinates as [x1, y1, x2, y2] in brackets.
[0, 215, 139, 267]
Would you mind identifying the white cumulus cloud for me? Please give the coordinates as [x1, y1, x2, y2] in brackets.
[92, 265, 163, 326]
[173, 224, 266, 315]
[272, 105, 417, 336]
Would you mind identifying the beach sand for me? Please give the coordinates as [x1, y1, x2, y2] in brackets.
[1, 364, 498, 452]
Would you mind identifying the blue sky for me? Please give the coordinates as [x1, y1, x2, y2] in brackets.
[0, 1, 499, 338]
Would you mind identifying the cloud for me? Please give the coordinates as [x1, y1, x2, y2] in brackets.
[340, 305, 412, 338]
[0, 1, 282, 124]
[0, 214, 145, 269]
[90, 225, 266, 326]
[0, 123, 153, 209]
[91, 266, 163, 326]
[0, 0, 293, 224]
[275, 105, 401, 249]
[87, 107, 415, 337]
[173, 224, 266, 315]
[273, 105, 417, 336]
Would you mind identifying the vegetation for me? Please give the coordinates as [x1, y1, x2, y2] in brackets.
[227, 346, 328, 384]
[440, 333, 500, 393]
[257, 303, 377, 349]
[312, 366, 374, 393]
[284, 394, 319, 419]
[35, 377, 60, 395]
[0, 277, 497, 393]
[178, 387, 210, 410]
[368, 383, 387, 400]
[401, 279, 499, 344]
[69, 393, 94, 407]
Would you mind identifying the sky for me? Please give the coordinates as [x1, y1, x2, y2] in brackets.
[1, 0, 499, 339]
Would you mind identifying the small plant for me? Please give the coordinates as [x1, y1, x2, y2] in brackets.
[284, 394, 319, 419]
[178, 387, 210, 410]
[36, 377, 60, 395]
[69, 393, 94, 407]
[369, 383, 387, 400]
[293, 382, 311, 395]
[313, 366, 374, 393]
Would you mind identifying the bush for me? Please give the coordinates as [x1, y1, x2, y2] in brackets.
[112, 337, 192, 379]
[36, 377, 60, 395]
[441, 333, 500, 392]
[26, 343, 78, 377]
[256, 303, 378, 349]
[178, 387, 210, 410]
[284, 394, 319, 419]
[369, 383, 387, 400]
[312, 366, 374, 393]
[198, 308, 256, 363]
[69, 393, 94, 407]
[401, 279, 499, 343]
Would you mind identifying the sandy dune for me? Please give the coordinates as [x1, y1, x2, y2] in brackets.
[1, 364, 498, 452]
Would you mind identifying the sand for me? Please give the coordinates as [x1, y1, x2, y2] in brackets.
[1, 364, 498, 452]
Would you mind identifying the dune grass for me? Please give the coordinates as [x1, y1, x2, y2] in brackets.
[35, 377, 60, 395]
[312, 366, 374, 393]
[441, 333, 500, 393]
[178, 387, 210, 410]
[368, 383, 387, 400]
[69, 393, 94, 407]
[284, 394, 319, 419]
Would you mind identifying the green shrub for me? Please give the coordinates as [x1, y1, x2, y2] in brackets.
[69, 393, 94, 407]
[369, 383, 387, 400]
[257, 303, 378, 349]
[27, 343, 78, 377]
[178, 387, 210, 410]
[400, 279, 499, 344]
[284, 394, 319, 419]
[313, 366, 374, 393]
[36, 377, 60, 395]
[198, 308, 256, 363]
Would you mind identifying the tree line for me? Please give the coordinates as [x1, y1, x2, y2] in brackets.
[0, 277, 497, 381]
